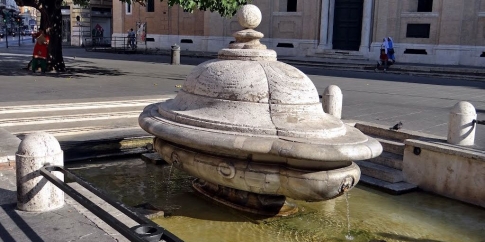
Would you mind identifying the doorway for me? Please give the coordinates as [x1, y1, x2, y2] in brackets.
[61, 16, 71, 45]
[332, 0, 363, 51]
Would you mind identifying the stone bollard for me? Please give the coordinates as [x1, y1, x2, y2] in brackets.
[322, 85, 343, 119]
[447, 101, 477, 146]
[16, 132, 64, 212]
[171, 44, 180, 65]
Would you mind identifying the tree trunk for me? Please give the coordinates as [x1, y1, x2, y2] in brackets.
[43, 1, 66, 72]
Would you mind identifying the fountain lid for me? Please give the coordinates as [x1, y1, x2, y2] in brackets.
[139, 4, 382, 163]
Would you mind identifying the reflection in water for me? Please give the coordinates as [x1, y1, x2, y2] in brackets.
[68, 158, 485, 242]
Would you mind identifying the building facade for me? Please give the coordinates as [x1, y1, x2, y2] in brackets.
[61, 0, 112, 46]
[19, 6, 39, 32]
[0, 0, 20, 33]
[111, 0, 485, 67]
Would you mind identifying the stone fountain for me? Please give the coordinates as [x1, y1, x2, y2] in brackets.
[139, 4, 382, 216]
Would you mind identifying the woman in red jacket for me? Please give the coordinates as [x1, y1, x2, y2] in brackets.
[32, 29, 49, 73]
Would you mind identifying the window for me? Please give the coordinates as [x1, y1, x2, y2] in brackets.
[417, 0, 433, 12]
[406, 24, 430, 38]
[279, 0, 297, 12]
[147, 0, 154, 12]
[126, 3, 131, 15]
[287, 0, 297, 12]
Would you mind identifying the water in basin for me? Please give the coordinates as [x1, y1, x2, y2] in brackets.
[67, 157, 485, 242]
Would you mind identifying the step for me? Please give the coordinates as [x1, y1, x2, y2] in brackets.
[358, 175, 417, 195]
[374, 137, 405, 156]
[313, 50, 369, 60]
[368, 151, 403, 170]
[280, 60, 367, 70]
[355, 160, 403, 183]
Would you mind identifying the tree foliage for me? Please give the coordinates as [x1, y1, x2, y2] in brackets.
[165, 0, 250, 17]
[14, 0, 249, 72]
[115, 0, 250, 17]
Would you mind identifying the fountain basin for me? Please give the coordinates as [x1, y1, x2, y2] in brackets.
[153, 138, 361, 201]
[68, 158, 485, 242]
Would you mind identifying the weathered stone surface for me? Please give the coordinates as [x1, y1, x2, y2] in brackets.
[355, 160, 403, 183]
[141, 152, 166, 165]
[16, 132, 64, 212]
[237, 4, 262, 29]
[403, 139, 485, 208]
[139, 4, 382, 203]
[374, 137, 405, 155]
[355, 121, 445, 142]
[368, 151, 403, 170]
[323, 85, 343, 119]
[447, 101, 476, 146]
[0, 128, 21, 165]
[154, 139, 361, 201]
[359, 175, 417, 195]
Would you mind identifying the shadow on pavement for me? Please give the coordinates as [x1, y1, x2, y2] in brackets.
[67, 48, 485, 90]
[0, 202, 45, 242]
[0, 55, 127, 78]
[298, 66, 485, 90]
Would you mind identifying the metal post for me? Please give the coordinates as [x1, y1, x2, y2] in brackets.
[16, 132, 64, 212]
[5, 24, 8, 48]
[171, 44, 180, 65]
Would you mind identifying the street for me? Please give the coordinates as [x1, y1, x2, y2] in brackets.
[0, 45, 484, 148]
[0, 35, 33, 48]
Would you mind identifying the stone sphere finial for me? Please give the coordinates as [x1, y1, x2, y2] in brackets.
[237, 4, 262, 29]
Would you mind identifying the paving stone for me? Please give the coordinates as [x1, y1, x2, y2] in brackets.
[0, 128, 20, 166]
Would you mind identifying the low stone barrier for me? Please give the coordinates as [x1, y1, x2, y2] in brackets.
[403, 139, 485, 208]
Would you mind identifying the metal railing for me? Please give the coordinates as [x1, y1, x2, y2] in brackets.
[84, 36, 141, 52]
[473, 119, 485, 125]
[40, 165, 183, 242]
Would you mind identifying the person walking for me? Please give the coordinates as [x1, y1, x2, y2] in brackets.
[127, 28, 136, 50]
[387, 37, 396, 63]
[31, 29, 49, 73]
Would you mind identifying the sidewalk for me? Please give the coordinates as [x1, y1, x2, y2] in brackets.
[0, 167, 121, 242]
[3, 43, 484, 81]
[278, 56, 485, 81]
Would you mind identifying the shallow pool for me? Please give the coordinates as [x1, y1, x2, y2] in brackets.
[68, 158, 485, 242]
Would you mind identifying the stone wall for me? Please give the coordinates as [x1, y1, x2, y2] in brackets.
[403, 139, 485, 208]
[371, 0, 485, 66]
[112, 0, 320, 56]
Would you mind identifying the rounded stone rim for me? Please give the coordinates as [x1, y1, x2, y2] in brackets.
[139, 104, 383, 162]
